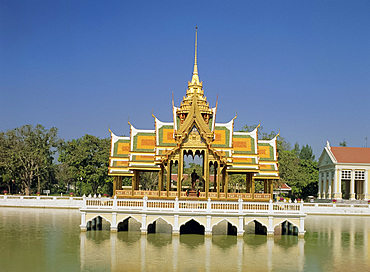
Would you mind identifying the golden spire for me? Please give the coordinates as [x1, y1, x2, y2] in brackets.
[191, 26, 199, 85]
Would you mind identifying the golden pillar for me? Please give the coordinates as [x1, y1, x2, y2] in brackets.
[204, 151, 209, 199]
[246, 173, 252, 193]
[178, 150, 184, 198]
[134, 171, 140, 190]
[216, 163, 221, 198]
[131, 170, 136, 196]
[158, 165, 163, 196]
[224, 170, 228, 198]
[166, 161, 171, 197]
[213, 162, 217, 192]
[221, 167, 226, 194]
[269, 180, 274, 199]
[113, 176, 118, 196]
[251, 177, 255, 200]
[115, 176, 122, 195]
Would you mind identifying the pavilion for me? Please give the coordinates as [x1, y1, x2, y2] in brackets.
[108, 29, 279, 201]
[317, 141, 370, 200]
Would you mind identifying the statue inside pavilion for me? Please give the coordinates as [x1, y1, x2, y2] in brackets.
[109, 28, 279, 201]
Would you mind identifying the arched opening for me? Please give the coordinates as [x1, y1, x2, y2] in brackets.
[117, 217, 141, 232]
[254, 220, 267, 235]
[212, 219, 237, 236]
[180, 219, 205, 235]
[183, 150, 204, 194]
[86, 216, 110, 231]
[245, 220, 266, 235]
[147, 218, 173, 234]
[280, 220, 298, 236]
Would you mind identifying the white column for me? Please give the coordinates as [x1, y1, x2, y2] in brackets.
[140, 214, 147, 234]
[111, 212, 117, 232]
[205, 215, 212, 236]
[336, 168, 342, 199]
[328, 171, 332, 199]
[350, 170, 355, 200]
[80, 212, 87, 231]
[364, 170, 369, 200]
[173, 215, 179, 235]
[332, 169, 337, 198]
[299, 216, 306, 237]
[322, 172, 327, 199]
[318, 171, 322, 199]
[267, 216, 274, 236]
[237, 216, 245, 236]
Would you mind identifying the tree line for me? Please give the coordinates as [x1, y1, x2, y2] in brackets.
[1, 124, 318, 199]
[0, 125, 111, 196]
[228, 125, 319, 200]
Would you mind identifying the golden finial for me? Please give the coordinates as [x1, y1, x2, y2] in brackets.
[276, 129, 280, 137]
[128, 117, 132, 127]
[191, 26, 199, 84]
[108, 124, 112, 133]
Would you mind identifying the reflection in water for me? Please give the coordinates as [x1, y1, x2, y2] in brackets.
[79, 216, 370, 272]
[147, 233, 172, 247]
[1, 208, 370, 271]
[211, 235, 237, 250]
[179, 234, 205, 248]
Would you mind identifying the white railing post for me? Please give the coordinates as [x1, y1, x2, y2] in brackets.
[143, 196, 148, 211]
[113, 195, 117, 209]
[268, 199, 273, 213]
[300, 199, 304, 213]
[4, 195, 7, 201]
[174, 197, 179, 212]
[82, 194, 86, 209]
[207, 198, 212, 213]
[238, 198, 243, 214]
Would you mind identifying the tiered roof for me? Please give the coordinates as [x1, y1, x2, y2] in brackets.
[108, 28, 279, 179]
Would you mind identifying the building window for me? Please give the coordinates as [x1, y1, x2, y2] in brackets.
[355, 170, 365, 180]
[341, 170, 351, 179]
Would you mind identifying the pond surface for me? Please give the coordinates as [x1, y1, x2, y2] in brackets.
[1, 208, 369, 271]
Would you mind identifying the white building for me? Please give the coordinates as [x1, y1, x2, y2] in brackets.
[317, 142, 370, 200]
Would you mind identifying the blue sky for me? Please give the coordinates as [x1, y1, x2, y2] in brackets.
[1, 0, 369, 158]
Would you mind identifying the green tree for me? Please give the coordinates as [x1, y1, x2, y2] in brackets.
[0, 125, 59, 195]
[58, 135, 111, 196]
[339, 140, 347, 147]
[299, 159, 319, 199]
[299, 144, 315, 161]
[278, 150, 302, 196]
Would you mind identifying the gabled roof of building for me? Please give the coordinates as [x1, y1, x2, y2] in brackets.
[331, 146, 370, 164]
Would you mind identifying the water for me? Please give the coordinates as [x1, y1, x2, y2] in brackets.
[1, 208, 369, 271]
